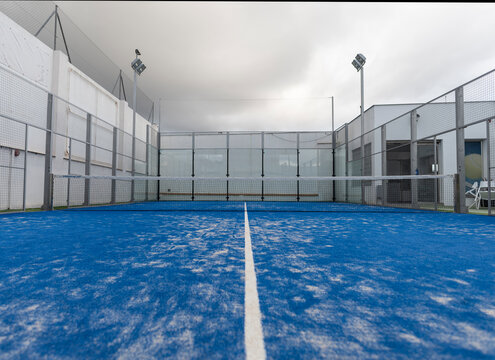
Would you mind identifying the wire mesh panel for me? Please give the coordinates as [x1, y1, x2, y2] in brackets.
[463, 71, 495, 126]
[417, 98, 456, 140]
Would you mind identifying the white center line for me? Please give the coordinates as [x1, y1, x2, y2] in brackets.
[244, 203, 266, 360]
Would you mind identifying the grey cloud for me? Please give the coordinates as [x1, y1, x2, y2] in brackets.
[56, 2, 495, 131]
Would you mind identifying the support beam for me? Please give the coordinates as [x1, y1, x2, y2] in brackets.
[433, 136, 438, 211]
[111, 127, 117, 204]
[191, 132, 195, 201]
[67, 137, 72, 207]
[22, 125, 28, 211]
[381, 125, 387, 206]
[226, 132, 230, 201]
[455, 87, 467, 213]
[296, 133, 300, 202]
[84, 113, 92, 206]
[261, 132, 265, 201]
[157, 133, 161, 201]
[145, 125, 150, 201]
[42, 94, 53, 210]
[345, 124, 349, 202]
[410, 110, 418, 208]
[331, 96, 336, 202]
[487, 120, 492, 215]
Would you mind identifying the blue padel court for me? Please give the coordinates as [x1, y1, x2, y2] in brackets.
[1, 201, 495, 359]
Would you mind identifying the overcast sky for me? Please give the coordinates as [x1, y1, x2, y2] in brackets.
[55, 2, 495, 132]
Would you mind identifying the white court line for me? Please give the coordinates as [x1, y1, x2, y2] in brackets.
[244, 203, 266, 360]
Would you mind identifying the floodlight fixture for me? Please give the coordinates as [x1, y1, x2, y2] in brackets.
[355, 53, 366, 66]
[135, 49, 141, 56]
[352, 53, 366, 72]
[352, 59, 361, 71]
[131, 58, 143, 71]
[136, 63, 146, 75]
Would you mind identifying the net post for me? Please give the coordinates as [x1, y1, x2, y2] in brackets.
[487, 119, 492, 215]
[226, 132, 230, 201]
[42, 93, 53, 211]
[67, 137, 72, 208]
[22, 124, 28, 211]
[433, 136, 438, 211]
[381, 125, 387, 206]
[454, 173, 461, 213]
[111, 127, 117, 204]
[410, 110, 418, 209]
[84, 113, 92, 206]
[455, 86, 467, 213]
[191, 132, 195, 201]
[296, 133, 300, 202]
[261, 132, 265, 201]
[49, 173, 54, 211]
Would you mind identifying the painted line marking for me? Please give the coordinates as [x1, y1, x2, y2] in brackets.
[244, 203, 266, 360]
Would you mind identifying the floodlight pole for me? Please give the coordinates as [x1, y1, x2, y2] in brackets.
[131, 53, 138, 202]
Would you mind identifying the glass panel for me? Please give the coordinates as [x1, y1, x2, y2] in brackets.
[195, 149, 227, 177]
[160, 149, 192, 177]
[196, 134, 227, 149]
[299, 149, 332, 177]
[229, 149, 262, 177]
[264, 149, 297, 177]
[299, 132, 332, 149]
[161, 134, 192, 149]
[229, 133, 262, 148]
[264, 133, 297, 149]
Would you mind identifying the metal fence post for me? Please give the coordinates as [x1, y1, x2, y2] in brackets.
[410, 110, 418, 208]
[345, 124, 349, 202]
[22, 124, 28, 211]
[455, 87, 467, 213]
[157, 133, 161, 201]
[487, 120, 492, 215]
[296, 133, 300, 202]
[454, 173, 461, 213]
[130, 132, 135, 202]
[67, 137, 72, 207]
[84, 113, 92, 206]
[332, 97, 336, 202]
[191, 132, 195, 201]
[111, 127, 117, 204]
[42, 93, 53, 210]
[433, 136, 438, 211]
[381, 125, 387, 206]
[145, 125, 150, 201]
[261, 132, 265, 201]
[226, 132, 230, 201]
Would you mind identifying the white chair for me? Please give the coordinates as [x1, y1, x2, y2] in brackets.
[478, 180, 495, 208]
[465, 182, 481, 209]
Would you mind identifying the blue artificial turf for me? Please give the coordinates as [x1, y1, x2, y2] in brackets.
[0, 201, 494, 359]
[247, 209, 495, 359]
[0, 206, 245, 359]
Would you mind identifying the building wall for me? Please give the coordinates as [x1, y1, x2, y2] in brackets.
[0, 11, 157, 210]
